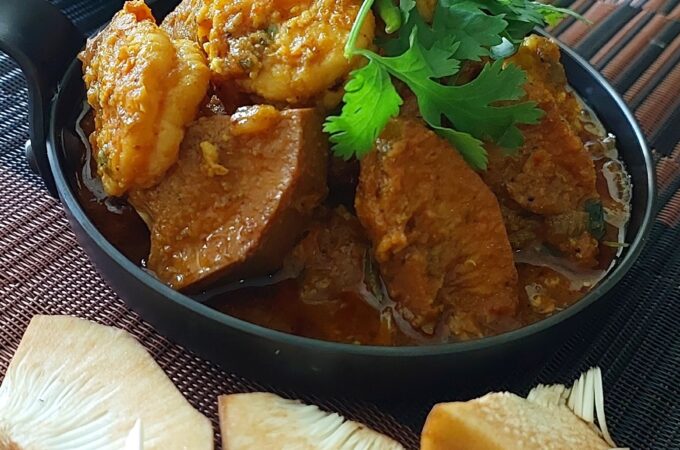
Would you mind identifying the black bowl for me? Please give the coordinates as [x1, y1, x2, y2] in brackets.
[0, 0, 656, 397]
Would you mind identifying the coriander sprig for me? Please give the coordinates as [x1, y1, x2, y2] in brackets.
[325, 0, 578, 169]
[325, 0, 404, 160]
[323, 61, 402, 159]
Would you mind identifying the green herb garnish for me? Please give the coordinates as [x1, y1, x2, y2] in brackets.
[323, 60, 402, 160]
[585, 199, 606, 240]
[375, 0, 403, 33]
[324, 0, 582, 169]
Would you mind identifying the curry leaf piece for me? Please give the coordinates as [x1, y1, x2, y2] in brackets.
[324, 60, 403, 160]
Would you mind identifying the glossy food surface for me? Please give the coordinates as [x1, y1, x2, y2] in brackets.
[129, 108, 328, 289]
[73, 0, 632, 346]
[79, 1, 209, 196]
[356, 118, 519, 339]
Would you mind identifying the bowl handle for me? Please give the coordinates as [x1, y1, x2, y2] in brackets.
[0, 0, 84, 197]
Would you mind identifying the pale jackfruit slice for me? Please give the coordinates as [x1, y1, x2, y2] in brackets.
[218, 392, 405, 450]
[0, 315, 213, 449]
[420, 392, 612, 450]
[421, 367, 626, 450]
[124, 419, 143, 450]
[528, 367, 621, 448]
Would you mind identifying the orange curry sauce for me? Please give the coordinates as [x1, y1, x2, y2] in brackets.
[72, 46, 630, 346]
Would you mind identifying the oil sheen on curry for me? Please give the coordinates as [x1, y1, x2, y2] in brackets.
[74, 0, 631, 345]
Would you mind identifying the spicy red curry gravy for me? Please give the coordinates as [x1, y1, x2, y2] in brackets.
[72, 36, 631, 346]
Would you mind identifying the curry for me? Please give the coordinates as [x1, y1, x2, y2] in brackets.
[74, 0, 631, 345]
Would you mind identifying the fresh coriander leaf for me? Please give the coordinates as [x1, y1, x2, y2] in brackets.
[457, 0, 587, 42]
[383, 0, 507, 61]
[405, 36, 462, 78]
[323, 61, 403, 160]
[365, 32, 542, 168]
[426, 59, 543, 146]
[536, 4, 589, 26]
[334, 0, 579, 168]
[360, 29, 461, 79]
[490, 37, 515, 59]
[433, 0, 507, 60]
[432, 125, 488, 169]
[379, 9, 462, 76]
[375, 0, 403, 33]
[498, 0, 547, 25]
[400, 0, 417, 19]
[539, 9, 567, 27]
[380, 0, 430, 56]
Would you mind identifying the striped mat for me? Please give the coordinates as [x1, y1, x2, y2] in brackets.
[550, 0, 680, 158]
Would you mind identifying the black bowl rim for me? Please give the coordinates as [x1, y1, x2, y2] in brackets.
[47, 35, 656, 358]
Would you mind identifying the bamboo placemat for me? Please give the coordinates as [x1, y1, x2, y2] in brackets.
[1, 1, 679, 448]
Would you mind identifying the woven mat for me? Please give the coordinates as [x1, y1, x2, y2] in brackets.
[1, 1, 679, 448]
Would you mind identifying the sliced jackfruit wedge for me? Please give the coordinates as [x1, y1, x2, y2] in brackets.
[0, 315, 213, 449]
[218, 392, 405, 450]
[528, 367, 620, 448]
[421, 367, 626, 450]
